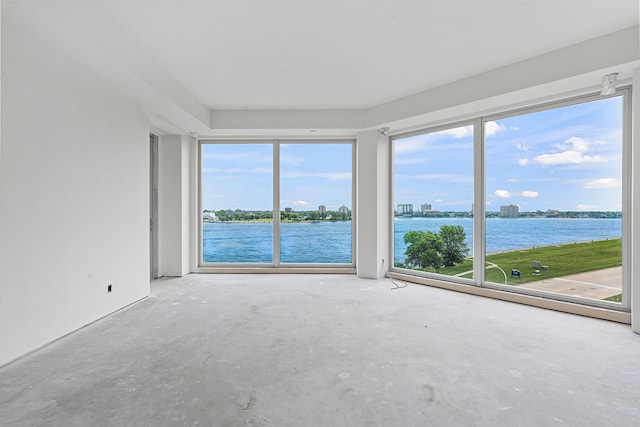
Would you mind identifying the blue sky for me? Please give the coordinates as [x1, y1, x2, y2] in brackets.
[202, 143, 352, 211]
[394, 95, 623, 212]
[202, 96, 622, 213]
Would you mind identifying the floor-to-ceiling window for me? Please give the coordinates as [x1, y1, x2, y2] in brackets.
[391, 89, 629, 310]
[280, 143, 353, 264]
[392, 123, 475, 280]
[201, 143, 274, 263]
[200, 140, 354, 267]
[484, 95, 625, 305]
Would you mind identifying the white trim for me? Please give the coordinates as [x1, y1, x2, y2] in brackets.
[473, 117, 485, 285]
[389, 272, 630, 324]
[622, 87, 633, 310]
[273, 141, 281, 267]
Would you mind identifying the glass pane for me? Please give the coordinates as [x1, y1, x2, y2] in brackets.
[393, 126, 474, 278]
[280, 144, 352, 263]
[201, 144, 273, 263]
[484, 96, 623, 303]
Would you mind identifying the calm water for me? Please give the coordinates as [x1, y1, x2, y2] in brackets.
[203, 221, 353, 263]
[202, 218, 621, 264]
[394, 217, 622, 265]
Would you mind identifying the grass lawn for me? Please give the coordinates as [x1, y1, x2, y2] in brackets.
[604, 294, 622, 303]
[437, 238, 621, 286]
[439, 259, 473, 276]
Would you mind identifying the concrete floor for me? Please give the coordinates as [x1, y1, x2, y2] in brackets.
[1, 274, 639, 427]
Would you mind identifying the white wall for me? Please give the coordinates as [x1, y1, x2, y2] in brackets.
[633, 67, 640, 334]
[0, 15, 150, 365]
[356, 130, 390, 279]
[158, 134, 192, 277]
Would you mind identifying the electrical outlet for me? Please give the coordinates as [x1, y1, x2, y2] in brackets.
[107, 284, 112, 293]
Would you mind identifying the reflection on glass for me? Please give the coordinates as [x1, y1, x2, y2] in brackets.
[280, 144, 352, 263]
[393, 126, 474, 278]
[201, 144, 273, 263]
[484, 96, 623, 303]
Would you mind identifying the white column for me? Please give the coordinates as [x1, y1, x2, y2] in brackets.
[158, 134, 192, 276]
[356, 129, 390, 279]
[632, 68, 640, 333]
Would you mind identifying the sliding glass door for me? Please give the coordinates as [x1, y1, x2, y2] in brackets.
[280, 143, 353, 264]
[200, 140, 354, 267]
[201, 143, 273, 263]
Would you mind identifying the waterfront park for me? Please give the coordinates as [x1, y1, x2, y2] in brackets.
[437, 238, 622, 301]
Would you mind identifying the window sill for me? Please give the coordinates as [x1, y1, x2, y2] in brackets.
[388, 271, 631, 324]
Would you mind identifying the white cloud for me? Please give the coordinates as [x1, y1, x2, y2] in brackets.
[534, 151, 604, 166]
[494, 189, 511, 198]
[584, 178, 621, 189]
[485, 121, 505, 137]
[577, 204, 598, 211]
[555, 136, 592, 153]
[436, 125, 472, 139]
[516, 142, 528, 151]
[434, 199, 444, 203]
[534, 136, 606, 166]
[433, 121, 504, 139]
[507, 178, 518, 183]
[518, 158, 529, 166]
[293, 200, 313, 207]
[521, 190, 539, 198]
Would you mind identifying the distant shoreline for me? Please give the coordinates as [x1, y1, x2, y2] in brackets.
[203, 219, 352, 223]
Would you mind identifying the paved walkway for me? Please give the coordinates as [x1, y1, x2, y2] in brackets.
[453, 264, 622, 300]
[517, 266, 622, 300]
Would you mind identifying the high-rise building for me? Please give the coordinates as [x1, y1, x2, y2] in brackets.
[397, 204, 414, 216]
[500, 204, 519, 217]
[318, 205, 327, 214]
[338, 205, 349, 214]
[420, 203, 432, 213]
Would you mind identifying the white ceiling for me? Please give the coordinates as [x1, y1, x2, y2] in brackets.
[89, 0, 638, 110]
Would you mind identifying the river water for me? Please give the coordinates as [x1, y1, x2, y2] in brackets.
[202, 217, 622, 264]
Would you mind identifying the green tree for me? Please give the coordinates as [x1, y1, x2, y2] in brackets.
[439, 225, 469, 267]
[404, 230, 444, 270]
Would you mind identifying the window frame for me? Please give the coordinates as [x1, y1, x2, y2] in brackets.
[390, 87, 631, 312]
[197, 138, 357, 271]
[389, 119, 477, 286]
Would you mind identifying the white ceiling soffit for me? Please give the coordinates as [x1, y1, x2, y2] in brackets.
[96, 0, 638, 109]
[4, 0, 638, 134]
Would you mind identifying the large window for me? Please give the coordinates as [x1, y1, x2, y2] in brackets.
[392, 90, 629, 309]
[484, 96, 624, 304]
[280, 143, 353, 264]
[393, 124, 474, 280]
[201, 143, 273, 263]
[200, 140, 354, 267]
